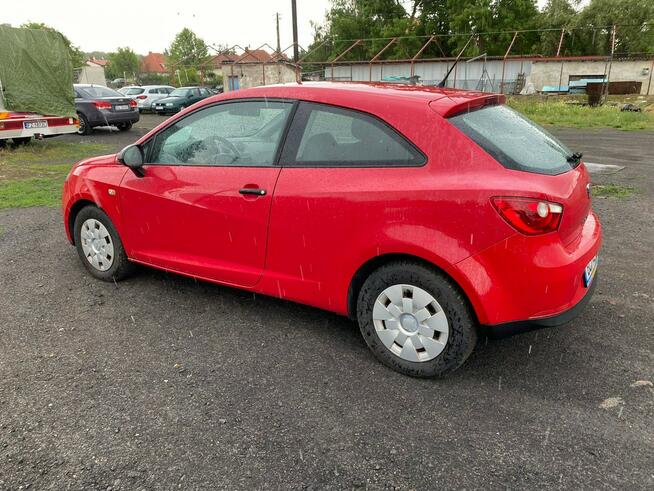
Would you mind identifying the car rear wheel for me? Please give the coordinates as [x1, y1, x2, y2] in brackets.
[356, 261, 477, 378]
[73, 206, 134, 281]
[118, 122, 132, 131]
[77, 113, 91, 135]
[11, 137, 31, 145]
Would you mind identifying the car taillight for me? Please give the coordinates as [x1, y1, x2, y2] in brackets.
[136, 95, 147, 100]
[93, 100, 112, 109]
[491, 197, 563, 236]
[129, 99, 138, 107]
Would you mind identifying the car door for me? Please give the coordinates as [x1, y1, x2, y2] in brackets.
[262, 101, 427, 311]
[119, 99, 295, 287]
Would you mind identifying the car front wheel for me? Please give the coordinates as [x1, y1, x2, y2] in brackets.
[73, 206, 134, 281]
[357, 261, 477, 378]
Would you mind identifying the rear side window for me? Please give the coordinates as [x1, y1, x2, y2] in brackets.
[282, 102, 425, 167]
[449, 105, 574, 175]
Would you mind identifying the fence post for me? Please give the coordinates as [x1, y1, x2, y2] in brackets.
[500, 31, 519, 94]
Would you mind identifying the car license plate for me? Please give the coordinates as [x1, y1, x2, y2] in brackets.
[23, 120, 48, 129]
[115, 104, 129, 111]
[583, 255, 598, 288]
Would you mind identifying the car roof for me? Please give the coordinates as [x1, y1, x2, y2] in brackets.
[217, 82, 504, 117]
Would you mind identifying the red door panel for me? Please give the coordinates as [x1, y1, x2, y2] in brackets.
[119, 165, 279, 287]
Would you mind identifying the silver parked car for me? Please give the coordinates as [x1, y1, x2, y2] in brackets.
[118, 85, 175, 110]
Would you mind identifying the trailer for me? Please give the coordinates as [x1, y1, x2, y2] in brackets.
[0, 26, 78, 144]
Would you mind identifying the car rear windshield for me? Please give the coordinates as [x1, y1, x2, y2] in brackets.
[448, 105, 575, 175]
[78, 86, 123, 98]
[123, 88, 145, 95]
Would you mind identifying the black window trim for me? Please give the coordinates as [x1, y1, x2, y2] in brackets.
[142, 97, 299, 168]
[279, 101, 427, 168]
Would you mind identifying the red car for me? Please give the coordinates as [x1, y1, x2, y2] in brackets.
[62, 82, 601, 377]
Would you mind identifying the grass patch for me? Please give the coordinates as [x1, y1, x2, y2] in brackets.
[507, 97, 654, 131]
[592, 184, 636, 198]
[0, 140, 113, 209]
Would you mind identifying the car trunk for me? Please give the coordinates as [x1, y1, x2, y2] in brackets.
[447, 103, 592, 245]
[549, 162, 592, 246]
[100, 97, 135, 112]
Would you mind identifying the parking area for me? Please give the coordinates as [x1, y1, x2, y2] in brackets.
[1, 116, 653, 489]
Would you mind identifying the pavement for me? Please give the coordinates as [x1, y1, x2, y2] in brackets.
[1, 115, 652, 489]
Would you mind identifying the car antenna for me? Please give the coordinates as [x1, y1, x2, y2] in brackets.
[437, 35, 475, 88]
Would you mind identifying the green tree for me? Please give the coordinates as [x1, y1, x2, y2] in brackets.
[20, 22, 85, 67]
[106, 47, 140, 81]
[575, 0, 654, 55]
[167, 28, 210, 71]
[537, 0, 579, 56]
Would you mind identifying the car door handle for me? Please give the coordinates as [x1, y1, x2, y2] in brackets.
[239, 188, 267, 196]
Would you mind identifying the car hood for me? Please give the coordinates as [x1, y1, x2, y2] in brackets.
[76, 154, 119, 167]
[155, 96, 184, 104]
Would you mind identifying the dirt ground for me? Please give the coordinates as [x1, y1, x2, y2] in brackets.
[1, 115, 652, 489]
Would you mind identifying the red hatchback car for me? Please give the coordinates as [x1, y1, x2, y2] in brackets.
[62, 82, 601, 377]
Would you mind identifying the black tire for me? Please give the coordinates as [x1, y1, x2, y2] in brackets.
[77, 112, 92, 135]
[11, 137, 31, 145]
[118, 122, 132, 131]
[356, 261, 477, 378]
[73, 205, 134, 281]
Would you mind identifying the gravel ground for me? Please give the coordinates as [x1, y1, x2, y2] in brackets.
[1, 119, 653, 489]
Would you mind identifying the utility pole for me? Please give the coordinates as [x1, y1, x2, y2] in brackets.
[275, 13, 281, 56]
[291, 0, 299, 62]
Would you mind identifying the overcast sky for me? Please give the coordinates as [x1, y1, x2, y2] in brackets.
[5, 0, 333, 55]
[6, 0, 551, 56]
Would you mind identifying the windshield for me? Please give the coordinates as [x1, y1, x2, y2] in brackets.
[79, 86, 123, 98]
[169, 88, 191, 97]
[122, 88, 145, 95]
[448, 105, 575, 175]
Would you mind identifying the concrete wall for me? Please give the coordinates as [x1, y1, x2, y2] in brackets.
[324, 59, 653, 95]
[223, 63, 297, 92]
[76, 65, 107, 86]
[529, 60, 653, 94]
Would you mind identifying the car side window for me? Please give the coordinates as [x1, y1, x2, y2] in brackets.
[148, 88, 158, 94]
[148, 100, 293, 167]
[282, 102, 425, 167]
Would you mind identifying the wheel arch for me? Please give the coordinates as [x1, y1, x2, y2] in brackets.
[67, 199, 98, 245]
[346, 253, 480, 324]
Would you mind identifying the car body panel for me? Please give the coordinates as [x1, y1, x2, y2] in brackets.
[118, 165, 280, 287]
[63, 82, 602, 329]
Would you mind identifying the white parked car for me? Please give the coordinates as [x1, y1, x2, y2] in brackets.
[118, 85, 175, 110]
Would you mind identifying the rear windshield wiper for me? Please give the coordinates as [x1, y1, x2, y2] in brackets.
[566, 151, 583, 165]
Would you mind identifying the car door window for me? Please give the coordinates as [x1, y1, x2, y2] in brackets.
[148, 88, 158, 94]
[149, 100, 293, 166]
[282, 102, 425, 167]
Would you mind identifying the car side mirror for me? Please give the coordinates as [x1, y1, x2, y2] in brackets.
[187, 93, 194, 99]
[117, 144, 145, 177]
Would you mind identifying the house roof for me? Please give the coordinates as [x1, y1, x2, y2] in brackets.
[87, 57, 108, 67]
[211, 53, 239, 67]
[141, 52, 167, 73]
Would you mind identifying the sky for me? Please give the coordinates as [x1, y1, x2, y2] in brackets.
[5, 0, 553, 57]
[4, 0, 333, 55]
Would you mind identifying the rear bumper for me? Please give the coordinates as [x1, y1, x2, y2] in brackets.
[88, 110, 139, 127]
[482, 275, 597, 338]
[450, 211, 602, 326]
